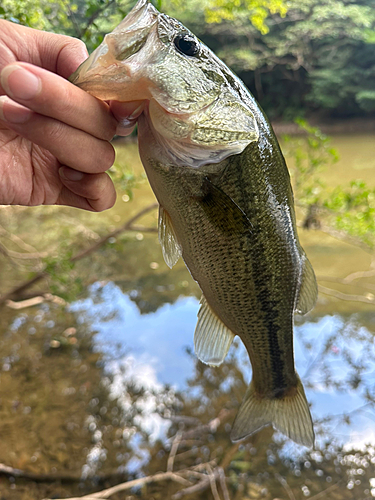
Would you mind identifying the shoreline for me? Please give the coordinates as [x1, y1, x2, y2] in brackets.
[272, 117, 375, 136]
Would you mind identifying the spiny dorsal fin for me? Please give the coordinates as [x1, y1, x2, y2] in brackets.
[194, 296, 235, 366]
[158, 206, 182, 269]
[295, 252, 318, 315]
[231, 374, 314, 448]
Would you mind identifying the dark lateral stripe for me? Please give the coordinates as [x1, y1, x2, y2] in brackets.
[236, 152, 288, 395]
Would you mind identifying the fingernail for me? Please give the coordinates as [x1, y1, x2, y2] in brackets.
[0, 96, 32, 123]
[128, 103, 144, 120]
[59, 167, 84, 181]
[1, 65, 41, 100]
[115, 119, 136, 136]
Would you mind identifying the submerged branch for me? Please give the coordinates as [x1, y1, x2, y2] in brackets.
[0, 203, 158, 307]
[0, 463, 124, 485]
[318, 284, 375, 305]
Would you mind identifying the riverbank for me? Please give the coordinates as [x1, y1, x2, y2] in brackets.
[272, 117, 375, 136]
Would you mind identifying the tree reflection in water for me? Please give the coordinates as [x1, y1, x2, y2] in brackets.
[1, 280, 375, 500]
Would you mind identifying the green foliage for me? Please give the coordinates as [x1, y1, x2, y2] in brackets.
[108, 161, 144, 201]
[3, 0, 375, 118]
[204, 0, 287, 34]
[284, 120, 375, 250]
[325, 180, 375, 249]
[283, 118, 339, 206]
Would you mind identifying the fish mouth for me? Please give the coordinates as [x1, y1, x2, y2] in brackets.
[69, 0, 158, 100]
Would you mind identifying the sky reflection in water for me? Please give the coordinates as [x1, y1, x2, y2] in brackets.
[70, 281, 375, 451]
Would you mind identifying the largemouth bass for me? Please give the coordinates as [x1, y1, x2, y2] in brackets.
[70, 0, 318, 447]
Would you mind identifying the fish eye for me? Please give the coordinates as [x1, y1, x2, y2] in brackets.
[173, 34, 200, 57]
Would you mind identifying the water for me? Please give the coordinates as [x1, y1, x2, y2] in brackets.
[0, 134, 375, 499]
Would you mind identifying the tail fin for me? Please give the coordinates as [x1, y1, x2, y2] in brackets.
[230, 375, 314, 448]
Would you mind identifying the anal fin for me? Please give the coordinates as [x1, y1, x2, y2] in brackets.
[158, 206, 182, 269]
[231, 374, 314, 448]
[194, 296, 235, 366]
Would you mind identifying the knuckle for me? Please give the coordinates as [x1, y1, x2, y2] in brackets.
[51, 83, 76, 120]
[46, 119, 67, 144]
[90, 176, 116, 212]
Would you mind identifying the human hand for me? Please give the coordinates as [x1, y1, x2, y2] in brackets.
[0, 20, 143, 211]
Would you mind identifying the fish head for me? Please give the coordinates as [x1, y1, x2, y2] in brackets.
[70, 0, 259, 167]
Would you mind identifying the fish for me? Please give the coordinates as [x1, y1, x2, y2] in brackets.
[70, 0, 318, 447]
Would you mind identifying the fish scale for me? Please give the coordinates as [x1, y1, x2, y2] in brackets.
[71, 0, 318, 447]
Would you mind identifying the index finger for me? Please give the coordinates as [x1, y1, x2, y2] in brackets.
[1, 62, 117, 141]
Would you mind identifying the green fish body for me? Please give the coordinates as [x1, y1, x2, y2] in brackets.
[71, 0, 318, 447]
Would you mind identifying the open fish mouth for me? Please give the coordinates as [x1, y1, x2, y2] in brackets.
[69, 0, 158, 100]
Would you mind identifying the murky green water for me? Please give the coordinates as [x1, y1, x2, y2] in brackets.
[0, 134, 375, 499]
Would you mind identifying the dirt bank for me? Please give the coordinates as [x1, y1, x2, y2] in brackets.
[272, 117, 375, 136]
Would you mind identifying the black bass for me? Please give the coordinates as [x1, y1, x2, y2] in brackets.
[70, 0, 318, 447]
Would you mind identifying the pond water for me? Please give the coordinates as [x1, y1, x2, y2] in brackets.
[0, 134, 375, 499]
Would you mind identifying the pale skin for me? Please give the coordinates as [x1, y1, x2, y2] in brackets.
[0, 20, 143, 211]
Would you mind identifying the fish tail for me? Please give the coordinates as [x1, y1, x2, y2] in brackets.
[230, 374, 314, 448]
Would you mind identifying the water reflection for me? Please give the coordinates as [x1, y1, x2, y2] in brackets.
[2, 280, 375, 498]
[71, 281, 375, 453]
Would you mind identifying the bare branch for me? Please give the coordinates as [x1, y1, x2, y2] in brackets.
[318, 284, 375, 304]
[180, 409, 234, 440]
[274, 473, 296, 500]
[0, 203, 158, 306]
[171, 475, 211, 499]
[167, 431, 183, 472]
[206, 464, 222, 500]
[308, 480, 343, 500]
[317, 276, 375, 293]
[71, 203, 158, 262]
[43, 471, 192, 500]
[6, 294, 66, 310]
[218, 467, 231, 500]
[0, 224, 40, 253]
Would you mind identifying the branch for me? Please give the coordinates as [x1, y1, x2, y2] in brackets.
[78, 0, 116, 39]
[308, 480, 343, 500]
[42, 470, 196, 500]
[5, 294, 66, 310]
[167, 431, 183, 472]
[206, 464, 222, 500]
[179, 409, 234, 440]
[318, 284, 375, 305]
[0, 203, 158, 306]
[274, 473, 296, 500]
[0, 463, 123, 485]
[0, 224, 40, 253]
[218, 467, 231, 500]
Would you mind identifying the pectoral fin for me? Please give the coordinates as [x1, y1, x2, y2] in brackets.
[199, 177, 253, 236]
[231, 375, 314, 448]
[194, 296, 235, 366]
[295, 252, 318, 315]
[158, 206, 182, 269]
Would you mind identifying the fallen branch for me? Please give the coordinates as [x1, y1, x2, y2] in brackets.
[42, 470, 197, 500]
[318, 284, 375, 304]
[0, 203, 158, 306]
[5, 294, 66, 310]
[0, 463, 124, 485]
[167, 431, 183, 472]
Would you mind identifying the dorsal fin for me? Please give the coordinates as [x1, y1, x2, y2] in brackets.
[158, 206, 182, 269]
[295, 252, 318, 315]
[194, 296, 235, 366]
